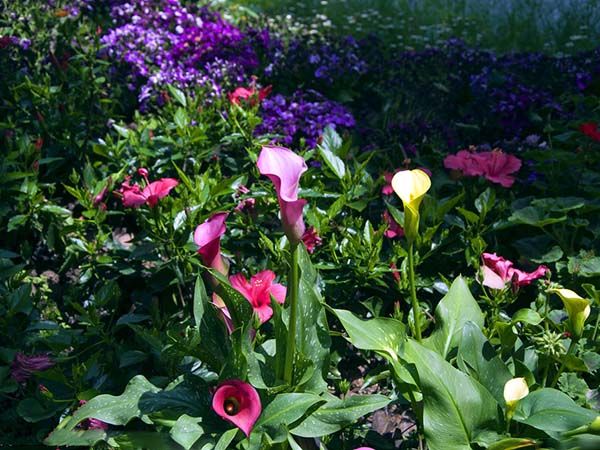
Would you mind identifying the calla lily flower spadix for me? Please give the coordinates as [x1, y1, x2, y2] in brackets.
[391, 169, 431, 243]
[212, 379, 261, 437]
[257, 145, 308, 245]
[548, 288, 591, 339]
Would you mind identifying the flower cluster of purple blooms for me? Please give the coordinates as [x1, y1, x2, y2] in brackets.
[255, 90, 355, 149]
[100, 0, 258, 103]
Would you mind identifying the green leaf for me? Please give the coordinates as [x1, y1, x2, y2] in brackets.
[68, 375, 161, 428]
[111, 431, 181, 450]
[509, 206, 566, 228]
[486, 437, 538, 450]
[170, 414, 204, 450]
[255, 393, 322, 440]
[514, 388, 598, 433]
[168, 85, 187, 107]
[112, 123, 130, 139]
[212, 270, 253, 330]
[317, 126, 346, 179]
[511, 309, 543, 326]
[215, 427, 238, 450]
[193, 276, 207, 331]
[457, 322, 513, 404]
[403, 339, 499, 450]
[295, 244, 331, 391]
[138, 375, 211, 417]
[424, 276, 484, 359]
[44, 429, 107, 447]
[17, 397, 64, 422]
[291, 392, 390, 437]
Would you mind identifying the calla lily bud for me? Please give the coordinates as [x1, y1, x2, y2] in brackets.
[391, 169, 431, 242]
[548, 288, 591, 339]
[504, 377, 529, 422]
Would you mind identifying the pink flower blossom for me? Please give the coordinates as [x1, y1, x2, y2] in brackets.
[230, 270, 286, 324]
[194, 212, 228, 275]
[478, 150, 522, 188]
[10, 353, 54, 383]
[212, 380, 261, 437]
[228, 85, 272, 106]
[444, 149, 521, 187]
[480, 253, 549, 290]
[257, 145, 307, 244]
[118, 172, 178, 208]
[76, 400, 109, 431]
[301, 226, 322, 253]
[381, 171, 398, 195]
[383, 210, 404, 239]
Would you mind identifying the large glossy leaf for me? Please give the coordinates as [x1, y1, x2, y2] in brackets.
[331, 308, 414, 388]
[170, 415, 204, 450]
[295, 244, 331, 391]
[111, 431, 182, 450]
[254, 392, 323, 442]
[457, 322, 513, 404]
[424, 276, 484, 359]
[44, 429, 107, 447]
[513, 388, 598, 434]
[211, 270, 253, 329]
[138, 374, 211, 417]
[403, 339, 500, 450]
[70, 375, 161, 428]
[291, 392, 390, 437]
[317, 125, 346, 180]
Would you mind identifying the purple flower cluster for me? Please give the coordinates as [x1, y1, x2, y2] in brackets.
[263, 34, 367, 86]
[10, 353, 55, 383]
[255, 90, 355, 149]
[100, 0, 258, 104]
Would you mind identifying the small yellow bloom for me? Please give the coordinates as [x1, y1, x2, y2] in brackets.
[548, 288, 591, 339]
[391, 169, 431, 242]
[504, 377, 529, 404]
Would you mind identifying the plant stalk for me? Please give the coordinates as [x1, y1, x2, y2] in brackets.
[284, 243, 300, 385]
[408, 241, 422, 342]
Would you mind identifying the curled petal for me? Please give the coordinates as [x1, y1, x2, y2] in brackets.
[257, 145, 307, 202]
[212, 380, 261, 437]
[142, 178, 179, 207]
[194, 212, 228, 274]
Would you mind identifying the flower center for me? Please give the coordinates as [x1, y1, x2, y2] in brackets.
[223, 397, 240, 416]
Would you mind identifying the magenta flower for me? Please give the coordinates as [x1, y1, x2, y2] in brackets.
[480, 253, 549, 290]
[478, 150, 522, 188]
[118, 171, 178, 208]
[76, 400, 109, 431]
[444, 149, 521, 187]
[382, 210, 404, 239]
[212, 379, 261, 437]
[381, 170, 399, 195]
[228, 84, 272, 106]
[579, 122, 600, 142]
[301, 226, 323, 254]
[10, 353, 55, 383]
[230, 270, 286, 324]
[257, 145, 308, 244]
[194, 212, 228, 276]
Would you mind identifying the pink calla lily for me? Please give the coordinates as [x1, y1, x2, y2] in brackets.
[257, 145, 307, 244]
[212, 379, 261, 437]
[194, 212, 228, 275]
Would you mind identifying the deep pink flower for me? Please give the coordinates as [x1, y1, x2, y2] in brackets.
[10, 353, 54, 383]
[478, 150, 522, 187]
[228, 85, 272, 106]
[257, 145, 308, 244]
[194, 212, 228, 275]
[481, 253, 549, 290]
[301, 226, 322, 254]
[77, 400, 109, 431]
[383, 210, 404, 239]
[119, 174, 178, 208]
[212, 379, 261, 437]
[443, 150, 486, 177]
[93, 182, 109, 208]
[579, 122, 600, 141]
[381, 171, 397, 195]
[230, 270, 286, 324]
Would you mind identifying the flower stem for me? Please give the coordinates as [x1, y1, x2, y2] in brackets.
[408, 242, 422, 342]
[284, 243, 299, 385]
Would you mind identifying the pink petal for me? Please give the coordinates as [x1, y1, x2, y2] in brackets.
[512, 265, 549, 287]
[230, 273, 252, 301]
[269, 282, 287, 305]
[481, 265, 507, 289]
[142, 178, 179, 207]
[194, 212, 228, 272]
[212, 380, 261, 437]
[257, 145, 307, 202]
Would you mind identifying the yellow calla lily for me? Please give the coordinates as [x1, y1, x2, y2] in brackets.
[548, 288, 591, 339]
[391, 169, 431, 242]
